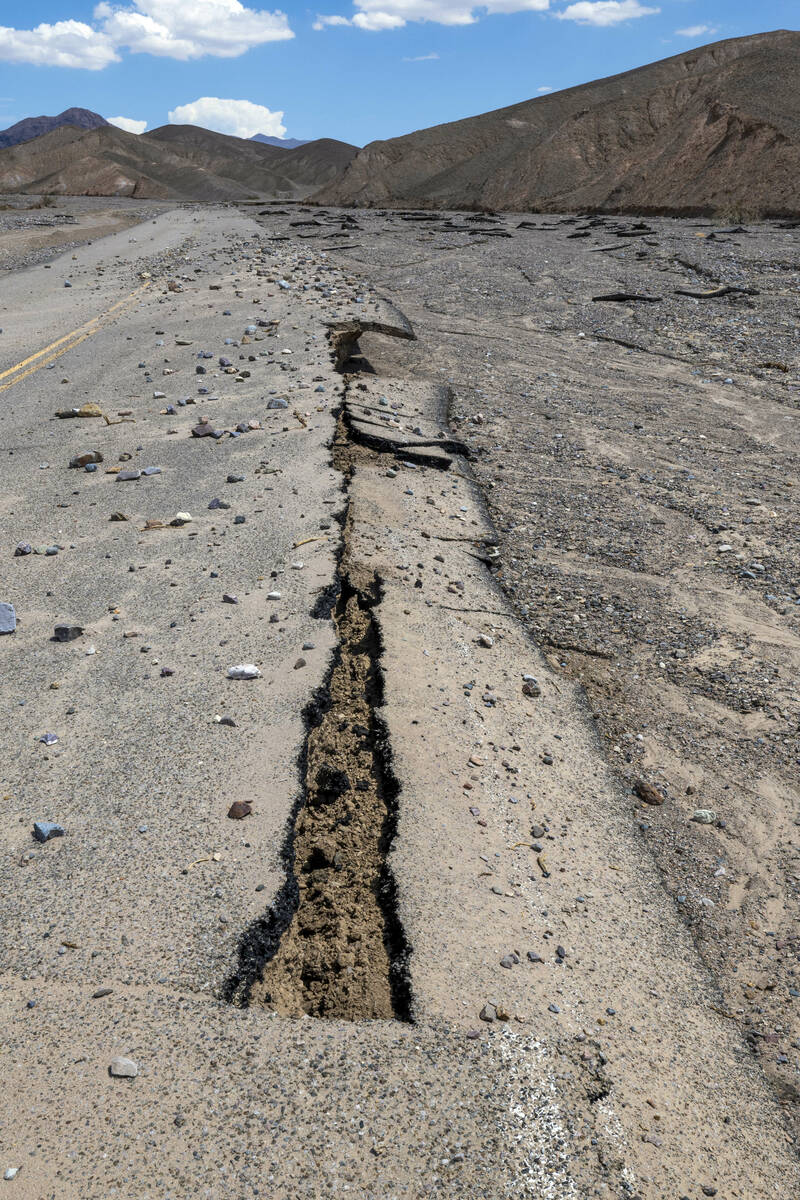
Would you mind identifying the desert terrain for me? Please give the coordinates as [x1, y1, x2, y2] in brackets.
[0, 193, 798, 1200]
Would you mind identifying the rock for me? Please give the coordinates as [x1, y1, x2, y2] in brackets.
[53, 623, 83, 641]
[171, 512, 192, 526]
[0, 602, 16, 634]
[294, 657, 307, 669]
[479, 1003, 497, 1022]
[227, 664, 261, 679]
[38, 732, 59, 746]
[116, 470, 141, 482]
[208, 498, 230, 510]
[227, 800, 252, 820]
[267, 397, 288, 410]
[522, 681, 542, 697]
[222, 594, 238, 604]
[634, 779, 665, 806]
[33, 821, 65, 843]
[69, 450, 102, 468]
[141, 466, 162, 476]
[14, 542, 32, 556]
[109, 1057, 138, 1078]
[527, 950, 543, 963]
[4, 1168, 19, 1180]
[691, 808, 717, 824]
[478, 634, 494, 648]
[227, 474, 244, 483]
[500, 954, 518, 969]
[92, 987, 113, 998]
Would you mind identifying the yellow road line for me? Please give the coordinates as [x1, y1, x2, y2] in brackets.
[0, 331, 97, 395]
[0, 282, 150, 394]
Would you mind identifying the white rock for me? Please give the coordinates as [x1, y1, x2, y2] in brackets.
[109, 1056, 138, 1078]
[478, 634, 494, 648]
[4, 1167, 19, 1180]
[227, 664, 262, 680]
[267, 590, 281, 600]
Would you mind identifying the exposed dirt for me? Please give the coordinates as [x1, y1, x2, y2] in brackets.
[253, 560, 410, 1020]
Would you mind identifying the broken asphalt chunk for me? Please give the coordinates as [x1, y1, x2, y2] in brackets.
[227, 800, 252, 820]
[33, 821, 65, 843]
[53, 623, 83, 642]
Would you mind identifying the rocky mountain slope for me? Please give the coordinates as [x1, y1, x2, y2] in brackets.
[317, 30, 800, 215]
[0, 123, 357, 200]
[0, 107, 108, 150]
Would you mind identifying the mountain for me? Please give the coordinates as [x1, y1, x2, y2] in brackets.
[0, 108, 108, 150]
[0, 123, 358, 200]
[317, 30, 800, 216]
[251, 135, 309, 149]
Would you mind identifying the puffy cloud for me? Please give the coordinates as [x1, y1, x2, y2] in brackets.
[0, 20, 118, 69]
[107, 115, 148, 133]
[0, 2, 292, 69]
[98, 0, 293, 58]
[556, 1, 659, 26]
[353, 11, 407, 28]
[168, 97, 287, 139]
[675, 24, 716, 38]
[316, 0, 549, 31]
[537, 84, 554, 92]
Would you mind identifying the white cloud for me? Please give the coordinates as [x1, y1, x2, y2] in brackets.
[0, 20, 118, 69]
[0, 2, 292, 69]
[556, 1, 658, 26]
[316, 0, 549, 31]
[402, 51, 440, 59]
[108, 115, 148, 133]
[312, 13, 353, 28]
[168, 97, 287, 139]
[675, 24, 716, 38]
[99, 0, 293, 58]
[537, 84, 554, 92]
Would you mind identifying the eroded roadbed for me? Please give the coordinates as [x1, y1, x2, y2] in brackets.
[1, 205, 798, 1199]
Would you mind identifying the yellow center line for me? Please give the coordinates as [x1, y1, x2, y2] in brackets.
[0, 281, 151, 394]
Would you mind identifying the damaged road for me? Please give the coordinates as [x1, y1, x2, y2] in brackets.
[1, 201, 799, 1199]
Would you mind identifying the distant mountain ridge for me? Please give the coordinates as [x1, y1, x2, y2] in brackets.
[0, 122, 358, 200]
[0, 108, 108, 150]
[317, 29, 800, 216]
[251, 134, 309, 149]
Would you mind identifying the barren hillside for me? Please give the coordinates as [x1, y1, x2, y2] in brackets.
[0, 122, 358, 201]
[317, 30, 800, 215]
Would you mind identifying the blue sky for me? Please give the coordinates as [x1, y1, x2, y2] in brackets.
[0, 1, 796, 145]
